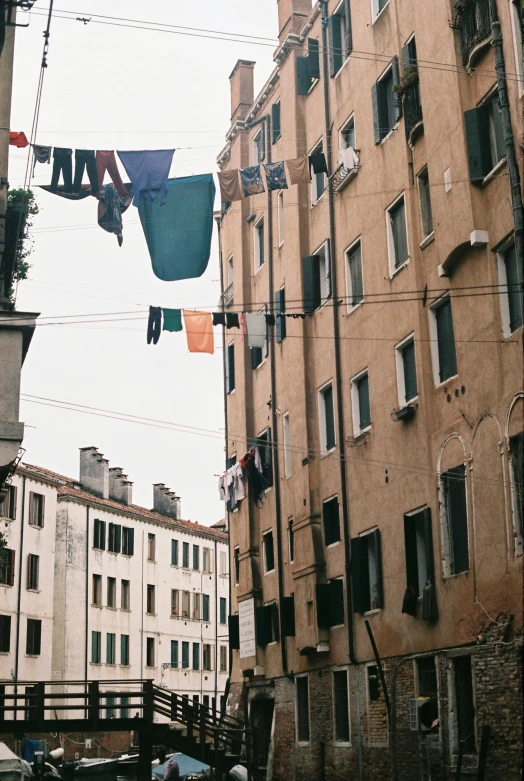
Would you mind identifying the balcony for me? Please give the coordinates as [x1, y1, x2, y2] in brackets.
[221, 282, 234, 307]
[403, 80, 424, 145]
[456, 0, 492, 69]
[329, 157, 360, 194]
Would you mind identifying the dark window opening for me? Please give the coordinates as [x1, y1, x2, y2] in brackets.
[26, 619, 41, 656]
[442, 465, 469, 574]
[454, 655, 476, 753]
[323, 497, 341, 546]
[296, 677, 310, 742]
[334, 670, 350, 742]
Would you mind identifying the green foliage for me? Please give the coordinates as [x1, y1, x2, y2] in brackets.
[6, 188, 39, 300]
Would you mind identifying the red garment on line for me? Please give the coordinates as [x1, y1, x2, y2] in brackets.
[9, 131, 29, 148]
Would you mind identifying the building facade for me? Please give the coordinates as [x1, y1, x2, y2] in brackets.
[0, 447, 230, 720]
[217, 0, 523, 779]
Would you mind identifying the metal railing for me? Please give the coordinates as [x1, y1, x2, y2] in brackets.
[404, 81, 424, 143]
[221, 282, 234, 307]
[459, 0, 492, 66]
[329, 160, 359, 193]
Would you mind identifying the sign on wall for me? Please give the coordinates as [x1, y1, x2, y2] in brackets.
[239, 597, 256, 659]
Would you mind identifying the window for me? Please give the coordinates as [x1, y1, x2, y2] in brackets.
[121, 634, 129, 665]
[202, 548, 212, 573]
[92, 574, 102, 606]
[234, 547, 240, 584]
[263, 530, 275, 573]
[203, 644, 213, 671]
[283, 412, 292, 477]
[429, 296, 457, 384]
[272, 101, 281, 143]
[227, 255, 234, 289]
[254, 217, 265, 272]
[192, 545, 200, 571]
[310, 141, 326, 203]
[453, 656, 476, 753]
[1, 484, 17, 520]
[395, 335, 418, 405]
[182, 590, 190, 618]
[302, 241, 331, 312]
[121, 579, 130, 611]
[350, 529, 383, 613]
[288, 519, 294, 563]
[107, 577, 116, 608]
[253, 126, 265, 165]
[171, 589, 179, 617]
[340, 114, 356, 153]
[147, 533, 156, 562]
[146, 584, 156, 614]
[28, 492, 45, 528]
[372, 59, 400, 142]
[417, 168, 434, 239]
[182, 641, 189, 669]
[386, 194, 409, 272]
[0, 615, 12, 653]
[106, 632, 116, 665]
[323, 496, 341, 546]
[121, 695, 129, 718]
[220, 550, 228, 576]
[296, 38, 320, 95]
[219, 597, 227, 625]
[91, 631, 102, 664]
[319, 382, 336, 454]
[277, 190, 284, 246]
[367, 665, 380, 701]
[404, 508, 436, 599]
[465, 90, 505, 182]
[122, 526, 134, 556]
[220, 645, 227, 672]
[27, 554, 39, 590]
[333, 670, 350, 742]
[497, 239, 523, 336]
[93, 519, 106, 550]
[372, 0, 389, 21]
[192, 642, 200, 671]
[328, 2, 352, 76]
[256, 602, 279, 645]
[416, 657, 439, 726]
[0, 548, 14, 586]
[316, 579, 344, 627]
[171, 640, 179, 668]
[346, 239, 363, 310]
[296, 677, 310, 743]
[108, 523, 121, 553]
[146, 637, 155, 667]
[275, 287, 286, 343]
[352, 370, 371, 433]
[171, 539, 179, 566]
[182, 542, 189, 568]
[509, 433, 524, 555]
[442, 465, 469, 575]
[26, 619, 41, 655]
[251, 306, 268, 369]
[105, 694, 115, 719]
[226, 343, 235, 394]
[203, 594, 210, 622]
[192, 593, 201, 620]
[254, 428, 273, 487]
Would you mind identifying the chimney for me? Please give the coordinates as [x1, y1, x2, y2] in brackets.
[79, 447, 109, 499]
[277, 0, 312, 40]
[229, 60, 255, 123]
[109, 467, 133, 506]
[153, 483, 181, 521]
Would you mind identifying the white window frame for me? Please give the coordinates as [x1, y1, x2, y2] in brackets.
[417, 166, 434, 242]
[395, 333, 418, 408]
[227, 255, 234, 288]
[386, 192, 409, 277]
[310, 138, 326, 205]
[318, 380, 336, 456]
[508, 433, 524, 557]
[345, 236, 364, 313]
[359, 528, 381, 612]
[313, 239, 331, 305]
[428, 294, 457, 388]
[283, 411, 292, 478]
[376, 62, 396, 143]
[254, 216, 265, 273]
[253, 127, 265, 165]
[509, 0, 524, 95]
[277, 190, 284, 247]
[339, 113, 356, 156]
[438, 462, 469, 578]
[332, 666, 352, 746]
[334, 0, 350, 72]
[263, 529, 275, 574]
[295, 674, 311, 745]
[496, 236, 522, 338]
[351, 368, 371, 436]
[371, 0, 390, 23]
[404, 506, 430, 596]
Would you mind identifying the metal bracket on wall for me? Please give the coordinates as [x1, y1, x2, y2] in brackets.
[5, 1, 37, 27]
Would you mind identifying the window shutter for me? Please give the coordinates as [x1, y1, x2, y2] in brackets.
[28, 492, 34, 525]
[403, 340, 417, 401]
[281, 595, 296, 636]
[464, 108, 491, 182]
[229, 614, 239, 650]
[302, 255, 321, 313]
[344, 0, 353, 54]
[403, 514, 419, 593]
[92, 631, 98, 663]
[308, 38, 320, 80]
[275, 289, 286, 344]
[358, 375, 371, 428]
[251, 346, 262, 369]
[316, 583, 331, 628]
[422, 508, 435, 583]
[392, 199, 408, 267]
[391, 56, 402, 121]
[10, 486, 17, 520]
[324, 385, 336, 452]
[446, 465, 469, 574]
[372, 529, 384, 609]
[371, 83, 381, 144]
[328, 14, 343, 76]
[115, 524, 121, 554]
[401, 42, 412, 73]
[351, 537, 370, 613]
[41, 495, 45, 526]
[350, 245, 363, 305]
[324, 239, 332, 299]
[259, 124, 266, 161]
[9, 548, 15, 586]
[227, 344, 235, 393]
[256, 605, 270, 646]
[100, 521, 106, 550]
[436, 299, 457, 382]
[296, 56, 311, 95]
[264, 428, 273, 486]
[329, 579, 345, 626]
[127, 527, 134, 556]
[270, 603, 280, 642]
[271, 102, 281, 143]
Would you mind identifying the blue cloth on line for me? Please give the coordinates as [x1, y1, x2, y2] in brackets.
[23, 739, 48, 762]
[139, 174, 216, 282]
[263, 160, 288, 191]
[239, 165, 265, 196]
[117, 149, 174, 207]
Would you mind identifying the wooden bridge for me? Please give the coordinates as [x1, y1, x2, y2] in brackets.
[0, 679, 258, 779]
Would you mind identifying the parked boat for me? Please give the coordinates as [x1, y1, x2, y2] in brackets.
[116, 754, 139, 771]
[74, 758, 118, 776]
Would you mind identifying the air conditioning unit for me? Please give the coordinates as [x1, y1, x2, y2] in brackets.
[409, 698, 437, 732]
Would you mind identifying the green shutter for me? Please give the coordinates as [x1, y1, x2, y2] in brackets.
[315, 583, 331, 628]
[328, 14, 343, 76]
[308, 38, 320, 80]
[251, 346, 262, 369]
[91, 632, 97, 663]
[271, 102, 281, 143]
[296, 56, 311, 95]
[324, 239, 332, 299]
[344, 0, 353, 54]
[324, 385, 336, 451]
[302, 255, 321, 312]
[270, 603, 280, 642]
[128, 528, 134, 556]
[445, 465, 469, 574]
[436, 299, 457, 381]
[464, 108, 491, 182]
[371, 83, 381, 144]
[349, 244, 363, 305]
[401, 42, 412, 73]
[229, 614, 239, 650]
[403, 514, 419, 593]
[350, 537, 370, 613]
[372, 529, 384, 609]
[275, 288, 286, 343]
[281, 596, 296, 636]
[423, 508, 436, 586]
[115, 524, 121, 553]
[504, 243, 524, 331]
[491, 94, 505, 162]
[391, 56, 402, 121]
[329, 579, 345, 626]
[358, 374, 371, 428]
[256, 605, 270, 646]
[227, 344, 235, 393]
[402, 340, 417, 401]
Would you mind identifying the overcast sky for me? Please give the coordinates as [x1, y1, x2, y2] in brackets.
[9, 1, 278, 524]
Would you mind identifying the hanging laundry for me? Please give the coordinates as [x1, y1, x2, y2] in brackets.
[98, 183, 133, 246]
[239, 165, 265, 197]
[139, 174, 215, 282]
[309, 151, 328, 175]
[285, 312, 306, 319]
[244, 448, 267, 506]
[183, 310, 214, 354]
[265, 313, 276, 327]
[226, 312, 240, 329]
[117, 149, 174, 207]
[39, 184, 92, 201]
[9, 131, 28, 148]
[32, 144, 51, 176]
[245, 312, 266, 349]
[238, 312, 247, 340]
[262, 161, 288, 191]
[232, 461, 245, 502]
[147, 306, 162, 345]
[73, 149, 99, 193]
[422, 580, 438, 620]
[339, 146, 358, 171]
[50, 147, 73, 192]
[218, 474, 228, 501]
[401, 585, 417, 616]
[95, 150, 127, 198]
[162, 308, 183, 332]
[285, 156, 310, 185]
[212, 312, 226, 327]
[217, 168, 243, 202]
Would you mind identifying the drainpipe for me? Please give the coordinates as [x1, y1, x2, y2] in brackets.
[14, 475, 26, 705]
[319, 0, 357, 666]
[244, 113, 292, 680]
[214, 538, 218, 706]
[84, 506, 90, 688]
[488, 0, 524, 264]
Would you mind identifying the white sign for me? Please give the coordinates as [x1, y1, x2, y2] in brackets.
[239, 598, 256, 659]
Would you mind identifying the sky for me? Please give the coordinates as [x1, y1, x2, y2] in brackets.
[9, 1, 278, 524]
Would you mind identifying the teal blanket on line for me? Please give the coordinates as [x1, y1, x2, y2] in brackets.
[139, 174, 216, 282]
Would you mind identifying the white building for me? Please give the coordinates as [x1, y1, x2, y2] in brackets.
[0, 447, 230, 717]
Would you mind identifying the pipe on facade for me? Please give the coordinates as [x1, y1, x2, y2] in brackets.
[214, 538, 218, 706]
[84, 506, 90, 690]
[319, 0, 357, 666]
[14, 474, 26, 691]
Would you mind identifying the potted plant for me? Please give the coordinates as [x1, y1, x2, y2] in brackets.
[392, 66, 419, 97]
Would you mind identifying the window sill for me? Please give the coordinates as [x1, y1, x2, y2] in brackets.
[120, 665, 131, 668]
[146, 613, 157, 617]
[0, 583, 13, 588]
[254, 262, 265, 277]
[147, 559, 156, 564]
[264, 569, 275, 576]
[347, 301, 364, 315]
[333, 741, 352, 748]
[171, 614, 181, 619]
[389, 258, 410, 279]
[145, 666, 156, 669]
[354, 425, 371, 439]
[121, 608, 131, 613]
[372, 0, 390, 24]
[334, 55, 351, 80]
[91, 604, 103, 609]
[28, 524, 44, 530]
[121, 553, 133, 558]
[379, 123, 399, 145]
[26, 588, 40, 593]
[363, 608, 381, 616]
[320, 447, 337, 459]
[482, 157, 507, 186]
[171, 564, 179, 568]
[26, 654, 41, 658]
[90, 662, 102, 666]
[307, 79, 319, 97]
[419, 232, 435, 250]
[227, 388, 236, 396]
[442, 570, 469, 580]
[105, 663, 117, 667]
[326, 540, 341, 549]
[278, 241, 284, 249]
[434, 373, 458, 390]
[311, 191, 326, 208]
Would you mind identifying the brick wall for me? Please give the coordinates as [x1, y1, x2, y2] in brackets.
[0, 730, 133, 761]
